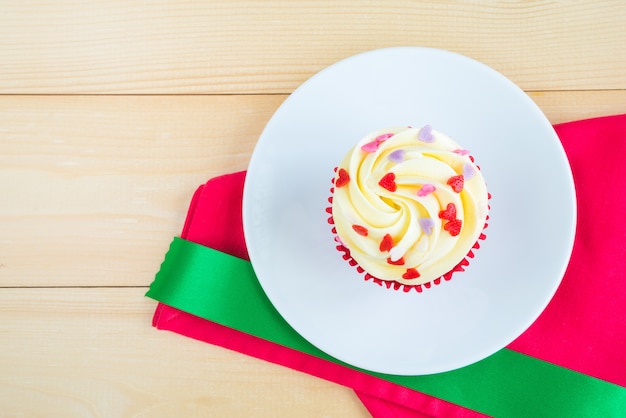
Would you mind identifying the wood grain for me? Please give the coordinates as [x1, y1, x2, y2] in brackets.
[0, 287, 370, 417]
[1, 2, 625, 415]
[1, 1, 625, 94]
[527, 90, 626, 124]
[1, 91, 624, 287]
[0, 95, 284, 287]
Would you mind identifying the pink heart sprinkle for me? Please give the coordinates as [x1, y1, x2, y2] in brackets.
[361, 133, 394, 153]
[418, 125, 435, 143]
[417, 183, 436, 197]
[375, 133, 394, 142]
[453, 149, 471, 156]
[463, 163, 476, 180]
[361, 140, 381, 152]
[388, 149, 405, 163]
[419, 218, 435, 235]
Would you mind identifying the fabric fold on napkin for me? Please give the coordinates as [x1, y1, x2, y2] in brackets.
[148, 114, 626, 417]
[151, 171, 480, 417]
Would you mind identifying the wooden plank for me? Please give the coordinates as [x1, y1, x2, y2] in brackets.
[1, 1, 625, 94]
[1, 92, 624, 287]
[0, 95, 285, 287]
[528, 90, 626, 124]
[0, 287, 370, 417]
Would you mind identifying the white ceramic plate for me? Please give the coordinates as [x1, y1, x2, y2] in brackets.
[242, 47, 576, 375]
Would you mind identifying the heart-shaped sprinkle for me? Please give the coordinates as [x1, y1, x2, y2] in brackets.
[438, 202, 457, 220]
[444, 219, 462, 236]
[418, 124, 435, 143]
[335, 168, 350, 187]
[417, 183, 436, 197]
[402, 268, 420, 280]
[361, 140, 381, 153]
[361, 133, 394, 153]
[447, 175, 464, 193]
[375, 133, 394, 142]
[352, 224, 369, 236]
[462, 163, 476, 180]
[388, 149, 405, 163]
[419, 217, 435, 235]
[378, 172, 397, 192]
[386, 256, 405, 265]
[389, 246, 406, 262]
[453, 149, 471, 156]
[379, 234, 394, 252]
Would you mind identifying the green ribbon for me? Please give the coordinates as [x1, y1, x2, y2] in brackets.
[147, 237, 626, 417]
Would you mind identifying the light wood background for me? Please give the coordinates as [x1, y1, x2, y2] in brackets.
[1, 2, 624, 416]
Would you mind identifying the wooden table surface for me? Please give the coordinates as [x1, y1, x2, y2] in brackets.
[1, 2, 625, 416]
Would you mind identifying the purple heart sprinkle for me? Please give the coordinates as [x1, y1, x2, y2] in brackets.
[388, 149, 405, 163]
[418, 124, 435, 143]
[419, 218, 435, 235]
[463, 163, 476, 180]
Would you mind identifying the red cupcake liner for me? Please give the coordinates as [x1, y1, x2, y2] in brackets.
[327, 167, 490, 293]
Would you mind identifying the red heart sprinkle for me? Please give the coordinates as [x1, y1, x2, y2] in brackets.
[352, 225, 369, 236]
[378, 172, 397, 192]
[402, 268, 420, 279]
[438, 202, 457, 221]
[444, 219, 462, 236]
[335, 168, 350, 187]
[379, 234, 393, 252]
[387, 256, 405, 265]
[447, 175, 464, 193]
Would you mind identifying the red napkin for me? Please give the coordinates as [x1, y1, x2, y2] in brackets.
[152, 114, 626, 417]
[508, 114, 626, 385]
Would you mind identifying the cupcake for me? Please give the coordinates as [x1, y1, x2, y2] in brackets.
[328, 125, 489, 292]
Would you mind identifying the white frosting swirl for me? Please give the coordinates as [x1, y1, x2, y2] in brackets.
[331, 126, 489, 286]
